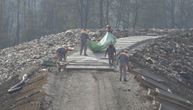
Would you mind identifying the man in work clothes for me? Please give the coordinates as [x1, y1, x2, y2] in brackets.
[56, 46, 72, 71]
[80, 29, 90, 56]
[117, 50, 129, 82]
[105, 44, 116, 66]
[56, 47, 69, 62]
[106, 25, 113, 33]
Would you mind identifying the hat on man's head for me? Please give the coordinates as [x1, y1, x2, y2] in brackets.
[124, 50, 128, 53]
[81, 28, 87, 33]
[106, 25, 110, 27]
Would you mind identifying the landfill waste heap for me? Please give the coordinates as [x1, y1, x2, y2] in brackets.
[129, 31, 193, 102]
[0, 29, 81, 85]
[0, 28, 176, 85]
[0, 28, 192, 110]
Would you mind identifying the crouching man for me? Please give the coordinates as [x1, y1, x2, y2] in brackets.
[56, 46, 73, 71]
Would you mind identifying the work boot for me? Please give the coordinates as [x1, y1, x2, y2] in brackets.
[84, 54, 88, 56]
[124, 79, 128, 82]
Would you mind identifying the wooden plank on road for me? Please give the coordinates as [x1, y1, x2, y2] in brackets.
[155, 88, 193, 109]
[133, 69, 165, 82]
[66, 65, 114, 70]
[140, 76, 172, 93]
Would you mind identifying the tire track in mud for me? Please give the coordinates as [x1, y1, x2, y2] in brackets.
[48, 70, 119, 110]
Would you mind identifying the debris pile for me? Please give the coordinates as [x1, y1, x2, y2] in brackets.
[0, 28, 190, 85]
[0, 31, 79, 85]
[130, 31, 193, 100]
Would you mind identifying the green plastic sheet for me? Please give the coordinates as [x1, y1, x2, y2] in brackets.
[88, 32, 117, 53]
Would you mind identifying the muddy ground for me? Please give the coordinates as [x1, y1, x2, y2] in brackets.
[44, 68, 156, 110]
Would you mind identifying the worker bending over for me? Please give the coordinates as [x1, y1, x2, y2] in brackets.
[117, 50, 129, 82]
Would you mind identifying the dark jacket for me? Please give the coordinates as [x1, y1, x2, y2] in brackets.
[80, 32, 90, 43]
[118, 53, 129, 66]
[105, 45, 116, 57]
[56, 48, 66, 57]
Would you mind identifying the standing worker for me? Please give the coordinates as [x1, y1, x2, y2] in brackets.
[80, 29, 90, 56]
[117, 50, 129, 82]
[105, 44, 116, 66]
[106, 25, 113, 33]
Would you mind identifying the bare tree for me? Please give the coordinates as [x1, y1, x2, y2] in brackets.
[106, 0, 110, 25]
[1, 0, 193, 48]
[78, 0, 90, 28]
[16, 0, 21, 45]
[164, 0, 176, 28]
[132, 0, 140, 31]
[99, 0, 104, 27]
[115, 0, 123, 29]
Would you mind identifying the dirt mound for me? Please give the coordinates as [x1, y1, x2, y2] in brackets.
[0, 31, 80, 85]
[130, 31, 193, 101]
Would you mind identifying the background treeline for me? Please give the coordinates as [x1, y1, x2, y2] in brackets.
[0, 0, 193, 48]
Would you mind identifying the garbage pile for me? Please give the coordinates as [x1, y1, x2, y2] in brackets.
[0, 28, 191, 85]
[0, 30, 80, 85]
[130, 31, 193, 99]
[87, 28, 190, 39]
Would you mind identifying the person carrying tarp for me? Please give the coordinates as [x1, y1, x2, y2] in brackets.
[88, 30, 116, 53]
[105, 44, 116, 66]
[117, 50, 129, 82]
[80, 29, 90, 56]
[106, 25, 113, 33]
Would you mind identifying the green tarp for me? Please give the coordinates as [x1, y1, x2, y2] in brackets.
[88, 32, 117, 53]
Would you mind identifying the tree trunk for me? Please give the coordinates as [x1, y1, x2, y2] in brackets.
[84, 0, 89, 28]
[78, 0, 90, 28]
[0, 0, 2, 31]
[79, 0, 84, 28]
[170, 0, 176, 28]
[99, 0, 104, 28]
[133, 0, 139, 31]
[16, 0, 20, 45]
[106, 0, 109, 25]
[179, 0, 185, 28]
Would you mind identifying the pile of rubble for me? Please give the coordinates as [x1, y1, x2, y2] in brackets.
[130, 31, 193, 100]
[0, 30, 81, 85]
[88, 28, 192, 39]
[0, 28, 191, 85]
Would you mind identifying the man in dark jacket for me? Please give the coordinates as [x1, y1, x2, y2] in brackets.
[105, 44, 116, 66]
[56, 47, 68, 62]
[117, 50, 129, 82]
[80, 29, 90, 56]
[56, 46, 73, 71]
[106, 25, 113, 33]
[56, 46, 74, 61]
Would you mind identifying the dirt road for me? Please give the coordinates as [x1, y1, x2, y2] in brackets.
[44, 36, 160, 110]
[46, 70, 154, 110]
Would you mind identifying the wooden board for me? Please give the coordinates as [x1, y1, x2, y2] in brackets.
[156, 88, 193, 109]
[141, 76, 172, 93]
[133, 69, 166, 82]
[159, 100, 191, 110]
[66, 65, 114, 70]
